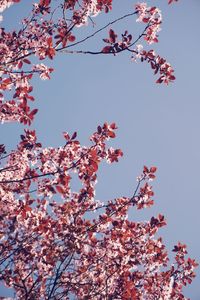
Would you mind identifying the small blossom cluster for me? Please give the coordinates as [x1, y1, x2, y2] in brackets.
[135, 2, 162, 44]
[143, 50, 175, 84]
[32, 64, 54, 80]
[132, 49, 176, 84]
[74, 0, 111, 27]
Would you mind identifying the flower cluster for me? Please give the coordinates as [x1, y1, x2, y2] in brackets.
[132, 49, 175, 84]
[135, 2, 162, 44]
[0, 118, 198, 298]
[32, 64, 54, 80]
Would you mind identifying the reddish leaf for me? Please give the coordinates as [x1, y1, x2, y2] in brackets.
[68, 35, 76, 42]
[23, 59, 31, 64]
[102, 46, 113, 53]
[71, 132, 77, 140]
[150, 166, 157, 173]
[56, 185, 65, 194]
[109, 29, 117, 43]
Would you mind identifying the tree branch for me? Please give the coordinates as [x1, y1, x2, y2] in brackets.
[57, 11, 138, 51]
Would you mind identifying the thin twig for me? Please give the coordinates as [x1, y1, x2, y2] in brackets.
[57, 11, 138, 51]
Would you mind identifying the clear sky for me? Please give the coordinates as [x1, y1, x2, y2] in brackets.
[1, 0, 200, 298]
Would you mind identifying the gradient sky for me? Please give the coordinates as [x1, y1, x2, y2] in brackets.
[1, 0, 200, 298]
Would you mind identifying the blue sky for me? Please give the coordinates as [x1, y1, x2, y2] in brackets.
[1, 0, 200, 298]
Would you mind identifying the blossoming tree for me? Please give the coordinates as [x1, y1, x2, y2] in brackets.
[0, 0, 198, 299]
